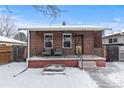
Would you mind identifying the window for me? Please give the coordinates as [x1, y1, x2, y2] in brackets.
[63, 33, 72, 48]
[113, 38, 118, 43]
[108, 38, 118, 43]
[44, 33, 53, 48]
[109, 38, 112, 43]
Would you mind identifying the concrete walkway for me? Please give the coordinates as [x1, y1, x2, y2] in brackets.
[84, 64, 122, 88]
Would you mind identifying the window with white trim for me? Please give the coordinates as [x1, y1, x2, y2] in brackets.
[109, 38, 112, 43]
[108, 37, 118, 43]
[113, 38, 118, 43]
[44, 33, 53, 48]
[63, 33, 72, 48]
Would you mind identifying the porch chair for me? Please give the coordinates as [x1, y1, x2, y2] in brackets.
[54, 48, 63, 56]
[42, 48, 51, 56]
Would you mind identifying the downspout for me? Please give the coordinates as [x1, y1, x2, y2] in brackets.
[27, 30, 30, 68]
[92, 31, 94, 58]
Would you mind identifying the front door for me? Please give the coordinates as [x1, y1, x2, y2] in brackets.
[75, 35, 83, 54]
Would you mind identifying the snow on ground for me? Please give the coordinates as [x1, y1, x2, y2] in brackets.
[0, 62, 97, 88]
[112, 62, 124, 70]
[107, 62, 124, 87]
[108, 71, 124, 87]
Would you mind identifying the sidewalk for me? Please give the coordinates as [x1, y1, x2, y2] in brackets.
[85, 65, 122, 88]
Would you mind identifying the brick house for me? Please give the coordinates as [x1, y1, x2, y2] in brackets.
[20, 25, 109, 68]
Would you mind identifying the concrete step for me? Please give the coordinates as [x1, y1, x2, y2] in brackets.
[79, 61, 97, 68]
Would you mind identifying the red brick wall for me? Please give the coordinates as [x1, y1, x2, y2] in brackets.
[93, 31, 103, 56]
[28, 59, 106, 68]
[28, 60, 78, 68]
[96, 60, 106, 67]
[30, 32, 44, 56]
[30, 31, 102, 56]
[53, 31, 62, 48]
[83, 32, 94, 54]
[94, 31, 102, 48]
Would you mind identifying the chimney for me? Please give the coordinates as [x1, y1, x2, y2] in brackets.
[62, 21, 66, 26]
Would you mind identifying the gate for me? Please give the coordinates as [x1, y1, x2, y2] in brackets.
[0, 46, 13, 64]
[106, 45, 119, 62]
[119, 46, 124, 61]
[13, 46, 27, 62]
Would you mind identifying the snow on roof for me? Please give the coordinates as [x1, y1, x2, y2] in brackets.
[103, 30, 124, 38]
[19, 25, 111, 31]
[0, 36, 27, 45]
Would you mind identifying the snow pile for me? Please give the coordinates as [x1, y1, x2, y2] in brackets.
[0, 62, 97, 88]
[0, 36, 26, 45]
[44, 65, 64, 70]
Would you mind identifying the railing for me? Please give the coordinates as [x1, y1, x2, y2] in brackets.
[78, 53, 83, 70]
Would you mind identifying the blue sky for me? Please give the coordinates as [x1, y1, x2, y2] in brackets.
[0, 5, 124, 31]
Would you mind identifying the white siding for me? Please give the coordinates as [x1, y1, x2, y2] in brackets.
[102, 35, 124, 45]
[119, 46, 124, 61]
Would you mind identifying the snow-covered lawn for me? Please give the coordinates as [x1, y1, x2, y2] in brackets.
[107, 62, 124, 87]
[0, 62, 97, 88]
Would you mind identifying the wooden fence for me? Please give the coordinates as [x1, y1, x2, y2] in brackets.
[0, 46, 13, 64]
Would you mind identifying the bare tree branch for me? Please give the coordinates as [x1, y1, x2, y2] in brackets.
[0, 6, 13, 13]
[3, 5, 64, 18]
[5, 5, 13, 13]
[0, 15, 17, 37]
[3, 5, 64, 23]
[32, 5, 64, 19]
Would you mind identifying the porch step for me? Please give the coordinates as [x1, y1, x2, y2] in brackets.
[79, 61, 97, 68]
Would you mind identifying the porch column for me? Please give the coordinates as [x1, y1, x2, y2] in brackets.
[28, 30, 30, 58]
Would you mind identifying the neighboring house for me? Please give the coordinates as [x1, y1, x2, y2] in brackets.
[20, 25, 109, 68]
[102, 32, 124, 46]
[0, 36, 27, 64]
[102, 31, 124, 62]
[0, 36, 27, 46]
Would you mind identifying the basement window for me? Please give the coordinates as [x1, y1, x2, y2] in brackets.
[44, 33, 53, 48]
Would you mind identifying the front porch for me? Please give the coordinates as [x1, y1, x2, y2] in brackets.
[27, 26, 107, 68]
[28, 55, 106, 68]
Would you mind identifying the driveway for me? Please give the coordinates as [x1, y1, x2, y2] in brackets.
[85, 63, 123, 88]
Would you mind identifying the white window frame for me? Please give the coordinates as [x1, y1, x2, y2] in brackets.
[44, 33, 53, 49]
[113, 37, 118, 43]
[108, 37, 118, 44]
[108, 38, 112, 43]
[63, 33, 72, 49]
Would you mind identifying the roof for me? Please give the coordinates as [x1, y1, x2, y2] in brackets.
[19, 25, 111, 31]
[103, 31, 124, 38]
[0, 36, 27, 46]
[103, 43, 124, 46]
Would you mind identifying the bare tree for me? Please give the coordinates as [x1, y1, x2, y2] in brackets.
[0, 6, 13, 13]
[0, 5, 63, 38]
[0, 15, 17, 37]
